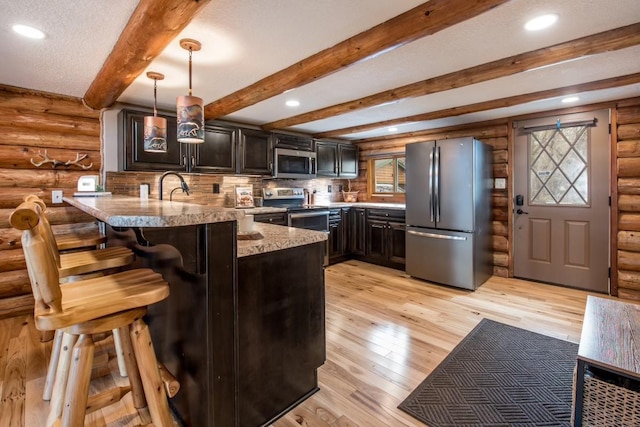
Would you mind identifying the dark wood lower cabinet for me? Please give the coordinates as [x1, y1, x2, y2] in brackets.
[366, 219, 388, 262]
[328, 208, 349, 263]
[349, 208, 367, 256]
[106, 224, 324, 427]
[388, 221, 406, 264]
[238, 243, 325, 426]
[330, 207, 406, 269]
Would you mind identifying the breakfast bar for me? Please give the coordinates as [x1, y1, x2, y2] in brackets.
[64, 195, 328, 427]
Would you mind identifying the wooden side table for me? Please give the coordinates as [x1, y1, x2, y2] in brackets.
[574, 295, 640, 426]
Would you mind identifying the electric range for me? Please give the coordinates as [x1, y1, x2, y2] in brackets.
[262, 187, 330, 232]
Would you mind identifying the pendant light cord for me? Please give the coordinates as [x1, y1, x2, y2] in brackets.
[153, 78, 158, 117]
[188, 48, 193, 97]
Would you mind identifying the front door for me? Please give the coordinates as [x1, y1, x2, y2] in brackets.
[513, 109, 609, 292]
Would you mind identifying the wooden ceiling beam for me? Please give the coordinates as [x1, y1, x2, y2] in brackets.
[313, 72, 640, 138]
[263, 22, 640, 131]
[354, 119, 509, 148]
[202, 0, 509, 119]
[83, 0, 210, 110]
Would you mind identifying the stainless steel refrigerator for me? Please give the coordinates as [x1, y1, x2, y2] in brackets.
[405, 137, 492, 290]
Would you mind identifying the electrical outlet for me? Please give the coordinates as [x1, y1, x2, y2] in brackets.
[327, 185, 332, 193]
[52, 190, 63, 204]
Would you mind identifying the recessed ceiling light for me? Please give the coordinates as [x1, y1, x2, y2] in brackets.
[524, 14, 558, 31]
[561, 96, 580, 104]
[388, 127, 398, 132]
[285, 100, 300, 107]
[12, 24, 45, 39]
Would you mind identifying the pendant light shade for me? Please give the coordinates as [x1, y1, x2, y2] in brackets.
[177, 38, 204, 144]
[143, 72, 168, 153]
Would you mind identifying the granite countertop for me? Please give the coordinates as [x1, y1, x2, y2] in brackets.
[64, 195, 244, 227]
[235, 207, 287, 215]
[236, 204, 405, 213]
[237, 223, 327, 258]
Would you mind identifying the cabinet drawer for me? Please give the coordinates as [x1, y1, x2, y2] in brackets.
[367, 209, 405, 222]
[254, 212, 287, 225]
[329, 209, 342, 223]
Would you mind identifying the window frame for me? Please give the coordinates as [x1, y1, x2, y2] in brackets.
[368, 154, 406, 201]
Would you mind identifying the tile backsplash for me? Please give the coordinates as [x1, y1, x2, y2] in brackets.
[106, 172, 351, 207]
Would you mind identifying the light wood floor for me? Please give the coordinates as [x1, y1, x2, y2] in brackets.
[0, 260, 603, 426]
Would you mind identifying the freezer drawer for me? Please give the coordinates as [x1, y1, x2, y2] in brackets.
[406, 227, 487, 290]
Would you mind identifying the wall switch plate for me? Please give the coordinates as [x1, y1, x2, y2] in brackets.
[213, 183, 220, 194]
[327, 185, 332, 193]
[52, 190, 63, 204]
[494, 178, 506, 189]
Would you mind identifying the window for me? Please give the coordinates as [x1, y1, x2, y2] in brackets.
[370, 155, 405, 196]
[528, 125, 590, 206]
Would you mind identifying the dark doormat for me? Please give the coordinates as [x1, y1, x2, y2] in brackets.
[398, 319, 578, 427]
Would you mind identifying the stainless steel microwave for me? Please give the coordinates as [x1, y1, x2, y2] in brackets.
[273, 148, 317, 179]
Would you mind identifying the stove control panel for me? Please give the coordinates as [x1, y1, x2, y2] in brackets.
[263, 187, 305, 200]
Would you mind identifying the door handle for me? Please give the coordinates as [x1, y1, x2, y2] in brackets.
[429, 147, 434, 222]
[435, 146, 440, 222]
[516, 208, 529, 215]
[407, 230, 467, 241]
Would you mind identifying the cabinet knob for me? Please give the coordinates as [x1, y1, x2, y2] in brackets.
[385, 213, 389, 217]
[269, 218, 273, 222]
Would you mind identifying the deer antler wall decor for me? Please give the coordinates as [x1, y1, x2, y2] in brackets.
[30, 150, 94, 170]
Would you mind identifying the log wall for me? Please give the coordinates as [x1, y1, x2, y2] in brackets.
[352, 120, 511, 277]
[0, 85, 101, 318]
[616, 98, 640, 301]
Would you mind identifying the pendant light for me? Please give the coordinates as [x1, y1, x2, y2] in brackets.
[143, 72, 168, 153]
[176, 38, 204, 144]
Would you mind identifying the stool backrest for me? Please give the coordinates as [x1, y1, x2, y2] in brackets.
[23, 195, 62, 268]
[10, 201, 63, 313]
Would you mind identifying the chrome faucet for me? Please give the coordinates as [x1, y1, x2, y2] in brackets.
[158, 171, 190, 201]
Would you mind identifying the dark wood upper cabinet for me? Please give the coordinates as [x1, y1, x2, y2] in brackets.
[192, 125, 236, 173]
[119, 108, 186, 172]
[120, 108, 273, 176]
[316, 140, 358, 178]
[272, 133, 315, 151]
[316, 141, 339, 177]
[238, 128, 273, 175]
[338, 144, 358, 178]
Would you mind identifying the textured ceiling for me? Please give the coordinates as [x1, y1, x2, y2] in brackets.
[2, 0, 640, 140]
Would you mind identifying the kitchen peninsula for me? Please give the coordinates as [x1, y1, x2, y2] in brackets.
[64, 195, 327, 427]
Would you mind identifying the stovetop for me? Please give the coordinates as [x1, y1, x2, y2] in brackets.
[262, 187, 328, 211]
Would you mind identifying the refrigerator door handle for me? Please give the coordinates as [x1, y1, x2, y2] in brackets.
[428, 146, 435, 222]
[407, 230, 467, 241]
[435, 145, 441, 222]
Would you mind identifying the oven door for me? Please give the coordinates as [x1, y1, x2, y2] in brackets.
[287, 210, 329, 231]
[274, 148, 317, 179]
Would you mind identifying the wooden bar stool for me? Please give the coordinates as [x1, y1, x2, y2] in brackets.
[24, 195, 107, 251]
[24, 195, 135, 397]
[24, 195, 134, 277]
[11, 201, 175, 427]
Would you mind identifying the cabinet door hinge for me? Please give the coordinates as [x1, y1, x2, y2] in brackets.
[609, 123, 612, 134]
[608, 267, 611, 278]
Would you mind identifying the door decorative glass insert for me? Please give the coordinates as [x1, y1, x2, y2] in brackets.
[528, 125, 589, 206]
